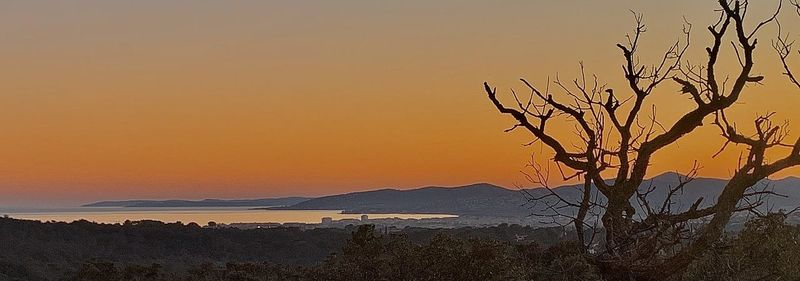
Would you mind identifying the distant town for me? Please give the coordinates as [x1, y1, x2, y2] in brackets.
[218, 214, 540, 231]
[210, 211, 800, 234]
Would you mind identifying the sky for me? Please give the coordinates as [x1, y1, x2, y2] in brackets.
[1, 1, 799, 207]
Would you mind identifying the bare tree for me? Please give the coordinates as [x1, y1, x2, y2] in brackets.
[775, 0, 800, 89]
[484, 1, 800, 280]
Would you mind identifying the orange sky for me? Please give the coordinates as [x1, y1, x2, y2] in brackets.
[1, 1, 799, 207]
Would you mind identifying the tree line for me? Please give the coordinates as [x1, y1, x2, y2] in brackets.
[1, 215, 799, 280]
[0, 217, 563, 280]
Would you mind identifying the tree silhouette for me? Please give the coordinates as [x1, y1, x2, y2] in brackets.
[775, 0, 800, 89]
[484, 1, 800, 280]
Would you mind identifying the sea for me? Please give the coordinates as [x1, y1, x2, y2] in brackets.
[0, 207, 457, 225]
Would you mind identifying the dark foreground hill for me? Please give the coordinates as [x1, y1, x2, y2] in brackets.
[2, 216, 799, 281]
[273, 173, 800, 217]
[0, 218, 568, 280]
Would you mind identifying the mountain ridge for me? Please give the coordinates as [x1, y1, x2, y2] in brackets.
[270, 173, 800, 217]
[82, 173, 800, 217]
[83, 197, 311, 208]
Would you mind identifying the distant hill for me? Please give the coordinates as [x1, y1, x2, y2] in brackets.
[271, 183, 530, 216]
[85, 174, 800, 216]
[83, 197, 311, 208]
[271, 173, 800, 217]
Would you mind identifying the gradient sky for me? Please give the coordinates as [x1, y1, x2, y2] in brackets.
[1, 1, 799, 207]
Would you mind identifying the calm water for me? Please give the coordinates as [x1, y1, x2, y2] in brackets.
[0, 207, 456, 224]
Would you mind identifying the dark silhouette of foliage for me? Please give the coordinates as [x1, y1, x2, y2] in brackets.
[0, 218, 568, 280]
[682, 214, 800, 281]
[3, 217, 798, 280]
[59, 225, 598, 281]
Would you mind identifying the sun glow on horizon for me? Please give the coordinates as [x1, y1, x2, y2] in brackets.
[1, 1, 799, 206]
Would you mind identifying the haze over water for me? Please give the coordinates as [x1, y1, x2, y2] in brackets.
[0, 207, 456, 224]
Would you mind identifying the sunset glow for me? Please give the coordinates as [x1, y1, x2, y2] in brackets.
[1, 0, 799, 206]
